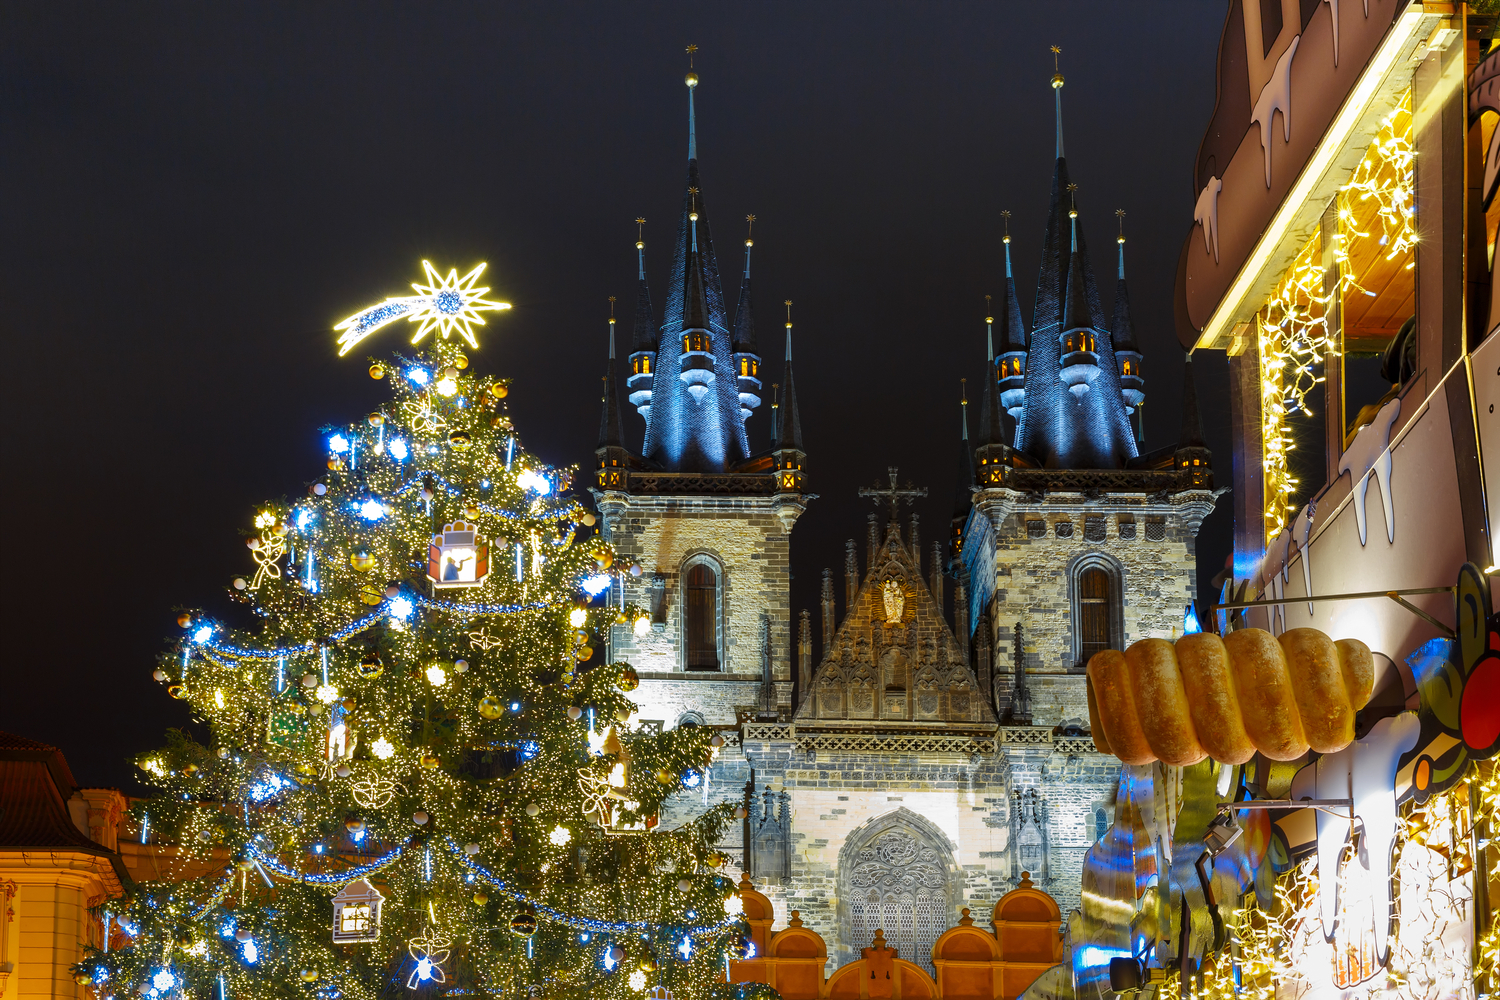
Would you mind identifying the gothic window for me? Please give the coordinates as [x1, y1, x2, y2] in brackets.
[1095, 808, 1109, 842]
[683, 332, 710, 353]
[682, 558, 721, 671]
[843, 825, 949, 974]
[1070, 555, 1124, 670]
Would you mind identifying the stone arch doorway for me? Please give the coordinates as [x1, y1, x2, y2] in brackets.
[836, 808, 957, 974]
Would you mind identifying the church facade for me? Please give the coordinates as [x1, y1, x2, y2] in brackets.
[589, 66, 1216, 979]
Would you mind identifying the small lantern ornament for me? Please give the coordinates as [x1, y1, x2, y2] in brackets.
[331, 878, 384, 944]
[426, 521, 490, 589]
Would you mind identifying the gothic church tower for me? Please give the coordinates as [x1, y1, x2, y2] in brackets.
[593, 64, 809, 729]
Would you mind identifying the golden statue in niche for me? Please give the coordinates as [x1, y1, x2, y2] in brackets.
[882, 578, 904, 624]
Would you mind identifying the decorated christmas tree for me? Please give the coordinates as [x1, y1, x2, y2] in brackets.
[84, 262, 759, 1000]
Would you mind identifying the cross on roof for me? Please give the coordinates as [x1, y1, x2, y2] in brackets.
[858, 466, 927, 523]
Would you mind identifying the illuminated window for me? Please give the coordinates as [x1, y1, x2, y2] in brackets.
[633, 356, 651, 375]
[340, 904, 371, 935]
[683, 332, 710, 353]
[683, 559, 721, 671]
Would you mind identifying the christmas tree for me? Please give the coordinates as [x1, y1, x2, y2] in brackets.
[84, 263, 760, 1000]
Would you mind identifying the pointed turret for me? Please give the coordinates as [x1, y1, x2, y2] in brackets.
[638, 61, 752, 472]
[596, 303, 631, 490]
[1058, 195, 1101, 396]
[951, 382, 974, 567]
[627, 220, 657, 425]
[1174, 353, 1212, 487]
[772, 302, 806, 492]
[1112, 211, 1145, 433]
[975, 298, 1010, 487]
[731, 216, 763, 421]
[995, 214, 1028, 421]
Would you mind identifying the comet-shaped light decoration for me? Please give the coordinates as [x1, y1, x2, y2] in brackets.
[335, 261, 510, 356]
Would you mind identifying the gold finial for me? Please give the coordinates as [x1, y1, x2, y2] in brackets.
[1067, 183, 1078, 219]
[784, 300, 793, 328]
[688, 188, 699, 222]
[1000, 210, 1011, 245]
[961, 377, 968, 405]
[1050, 45, 1064, 89]
[745, 214, 756, 248]
[685, 43, 699, 88]
[608, 296, 616, 322]
[985, 293, 993, 325]
[1116, 208, 1126, 244]
[636, 217, 646, 249]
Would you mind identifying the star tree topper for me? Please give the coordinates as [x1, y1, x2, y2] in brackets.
[335, 260, 511, 355]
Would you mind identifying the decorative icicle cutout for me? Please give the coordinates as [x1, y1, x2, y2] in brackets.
[1336, 397, 1400, 546]
[1251, 36, 1300, 188]
[1194, 176, 1222, 262]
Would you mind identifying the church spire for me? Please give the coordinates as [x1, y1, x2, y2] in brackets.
[598, 299, 623, 448]
[1112, 209, 1145, 435]
[995, 211, 1028, 421]
[1059, 188, 1102, 395]
[627, 218, 657, 425]
[1013, 66, 1139, 470]
[1179, 352, 1206, 449]
[954, 380, 974, 515]
[1051, 46, 1065, 159]
[772, 301, 806, 492]
[732, 215, 763, 422]
[638, 52, 752, 472]
[977, 298, 1004, 448]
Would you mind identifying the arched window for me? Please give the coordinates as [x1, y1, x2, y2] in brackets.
[1070, 555, 1123, 670]
[682, 558, 721, 671]
[1094, 808, 1109, 843]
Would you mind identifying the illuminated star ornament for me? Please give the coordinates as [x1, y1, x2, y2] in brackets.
[335, 261, 511, 356]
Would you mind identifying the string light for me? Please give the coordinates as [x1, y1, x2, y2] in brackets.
[1257, 90, 1412, 542]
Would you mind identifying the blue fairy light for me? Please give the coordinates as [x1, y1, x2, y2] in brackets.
[387, 438, 409, 462]
[581, 574, 612, 597]
[328, 434, 349, 454]
[388, 596, 414, 620]
[296, 509, 315, 530]
[357, 499, 386, 521]
[241, 940, 258, 965]
[681, 769, 703, 790]
[152, 970, 175, 991]
[406, 368, 430, 385]
[677, 937, 693, 961]
[192, 624, 214, 644]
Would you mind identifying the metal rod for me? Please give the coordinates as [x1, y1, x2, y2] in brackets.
[1213, 586, 1452, 611]
[1387, 593, 1457, 638]
[1221, 798, 1353, 817]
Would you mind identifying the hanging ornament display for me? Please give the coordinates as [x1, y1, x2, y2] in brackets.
[426, 521, 490, 589]
[617, 665, 640, 693]
[358, 652, 384, 679]
[404, 927, 451, 990]
[330, 879, 384, 944]
[509, 908, 538, 938]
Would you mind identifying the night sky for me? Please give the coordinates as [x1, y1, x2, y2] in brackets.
[1, 3, 1229, 790]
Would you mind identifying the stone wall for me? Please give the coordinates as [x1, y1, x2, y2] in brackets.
[596, 493, 799, 726]
[977, 497, 1205, 727]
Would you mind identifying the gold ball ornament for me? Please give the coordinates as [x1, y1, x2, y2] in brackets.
[358, 583, 383, 606]
[74, 973, 92, 986]
[300, 969, 319, 983]
[369, 363, 385, 379]
[705, 852, 728, 868]
[344, 817, 365, 833]
[617, 665, 640, 692]
[582, 512, 597, 527]
[341, 697, 357, 710]
[448, 430, 472, 449]
[639, 950, 660, 972]
[594, 550, 614, 569]
[576, 645, 593, 662]
[489, 381, 508, 400]
[455, 354, 469, 370]
[464, 504, 482, 520]
[349, 549, 376, 572]
[685, 71, 699, 88]
[359, 652, 384, 678]
[473, 890, 489, 905]
[420, 753, 441, 770]
[655, 768, 674, 785]
[168, 684, 190, 700]
[367, 412, 384, 427]
[478, 696, 504, 720]
[327, 457, 344, 471]
[177, 613, 192, 628]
